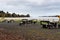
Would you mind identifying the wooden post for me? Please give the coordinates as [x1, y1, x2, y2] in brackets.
[58, 16, 60, 22]
[56, 23, 58, 28]
[59, 18, 60, 23]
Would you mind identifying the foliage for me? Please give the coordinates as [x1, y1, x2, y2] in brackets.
[0, 11, 30, 17]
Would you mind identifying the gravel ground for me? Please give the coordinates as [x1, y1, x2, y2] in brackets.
[0, 23, 60, 40]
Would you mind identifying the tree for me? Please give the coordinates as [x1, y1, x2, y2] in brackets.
[20, 15, 25, 17]
[0, 11, 5, 17]
[12, 13, 17, 17]
[5, 12, 12, 17]
[0, 11, 30, 17]
[26, 14, 30, 17]
[17, 14, 20, 17]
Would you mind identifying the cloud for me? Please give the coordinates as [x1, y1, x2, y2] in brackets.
[0, 0, 31, 14]
[26, 0, 60, 5]
[0, 0, 60, 16]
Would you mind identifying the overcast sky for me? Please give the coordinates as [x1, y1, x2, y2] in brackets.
[0, 0, 60, 17]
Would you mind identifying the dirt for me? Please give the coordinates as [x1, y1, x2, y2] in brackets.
[0, 23, 60, 40]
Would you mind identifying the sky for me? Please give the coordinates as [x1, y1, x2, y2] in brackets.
[0, 0, 60, 17]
